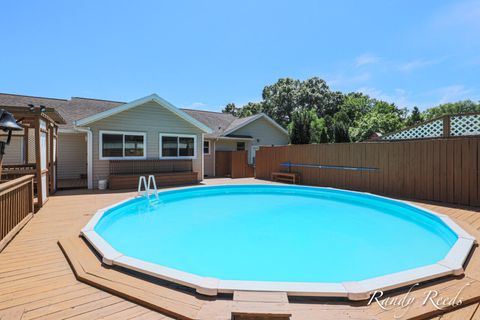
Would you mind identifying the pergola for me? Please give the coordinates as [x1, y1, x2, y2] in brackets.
[0, 105, 65, 207]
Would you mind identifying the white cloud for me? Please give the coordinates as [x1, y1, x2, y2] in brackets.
[357, 84, 478, 111]
[430, 85, 473, 104]
[327, 72, 371, 88]
[355, 54, 380, 67]
[398, 58, 440, 73]
[356, 87, 413, 108]
[185, 102, 207, 109]
[431, 0, 480, 32]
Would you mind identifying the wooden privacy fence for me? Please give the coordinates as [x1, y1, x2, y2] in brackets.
[215, 151, 254, 178]
[0, 175, 35, 251]
[256, 138, 480, 207]
[231, 151, 254, 178]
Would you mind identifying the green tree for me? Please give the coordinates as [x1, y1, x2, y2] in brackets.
[422, 100, 480, 120]
[262, 78, 301, 126]
[310, 116, 327, 144]
[333, 111, 350, 142]
[323, 114, 335, 143]
[338, 92, 373, 125]
[288, 109, 313, 144]
[288, 109, 328, 144]
[297, 77, 343, 117]
[237, 102, 263, 117]
[406, 106, 423, 126]
[350, 100, 406, 142]
[222, 103, 238, 116]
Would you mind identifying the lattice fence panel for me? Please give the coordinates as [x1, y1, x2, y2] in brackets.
[451, 114, 480, 136]
[382, 119, 443, 140]
[28, 128, 36, 163]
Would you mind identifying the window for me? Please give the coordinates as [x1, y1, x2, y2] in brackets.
[160, 134, 197, 159]
[100, 131, 146, 160]
[236, 141, 245, 151]
[203, 140, 210, 155]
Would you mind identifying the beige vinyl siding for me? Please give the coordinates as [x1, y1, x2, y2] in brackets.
[57, 132, 87, 179]
[215, 140, 238, 151]
[2, 135, 23, 164]
[230, 117, 289, 162]
[203, 139, 215, 177]
[87, 101, 204, 188]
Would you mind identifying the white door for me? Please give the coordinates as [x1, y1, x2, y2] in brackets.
[40, 121, 48, 203]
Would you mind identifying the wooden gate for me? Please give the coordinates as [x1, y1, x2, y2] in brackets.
[215, 151, 232, 177]
[231, 151, 254, 178]
[215, 151, 253, 178]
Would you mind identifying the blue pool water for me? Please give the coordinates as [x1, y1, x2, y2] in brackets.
[94, 185, 457, 283]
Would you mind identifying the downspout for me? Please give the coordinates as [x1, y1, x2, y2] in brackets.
[201, 133, 205, 181]
[74, 126, 93, 190]
[214, 137, 219, 177]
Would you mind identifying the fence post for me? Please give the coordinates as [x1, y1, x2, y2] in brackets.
[443, 115, 451, 137]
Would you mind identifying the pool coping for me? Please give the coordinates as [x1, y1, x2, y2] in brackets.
[80, 184, 477, 301]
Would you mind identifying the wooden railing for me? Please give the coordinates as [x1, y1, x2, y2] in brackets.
[0, 175, 35, 252]
[1, 163, 36, 181]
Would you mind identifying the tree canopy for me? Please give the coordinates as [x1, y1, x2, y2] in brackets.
[222, 77, 480, 144]
[422, 100, 480, 120]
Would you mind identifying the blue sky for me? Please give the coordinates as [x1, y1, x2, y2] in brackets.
[1, 0, 479, 112]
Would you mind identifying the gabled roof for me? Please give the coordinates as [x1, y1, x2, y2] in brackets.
[0, 93, 68, 124]
[74, 94, 212, 133]
[182, 109, 237, 136]
[222, 113, 289, 136]
[0, 92, 287, 137]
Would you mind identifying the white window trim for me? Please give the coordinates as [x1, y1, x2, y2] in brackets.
[159, 133, 197, 160]
[99, 130, 147, 160]
[203, 140, 210, 155]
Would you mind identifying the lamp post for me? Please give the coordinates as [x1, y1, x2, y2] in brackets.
[0, 109, 23, 177]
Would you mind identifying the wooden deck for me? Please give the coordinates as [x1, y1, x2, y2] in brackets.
[57, 179, 87, 190]
[1, 178, 480, 320]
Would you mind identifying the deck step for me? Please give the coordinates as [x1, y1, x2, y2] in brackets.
[232, 291, 291, 319]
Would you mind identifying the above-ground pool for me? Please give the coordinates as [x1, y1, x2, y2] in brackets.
[82, 185, 475, 300]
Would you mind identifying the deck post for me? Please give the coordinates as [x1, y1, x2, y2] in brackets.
[23, 126, 29, 164]
[443, 115, 451, 137]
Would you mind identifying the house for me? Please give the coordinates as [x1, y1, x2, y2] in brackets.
[0, 93, 289, 189]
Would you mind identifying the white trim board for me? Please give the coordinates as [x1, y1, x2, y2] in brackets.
[159, 133, 197, 160]
[99, 130, 147, 160]
[75, 94, 212, 134]
[203, 139, 210, 155]
[222, 113, 288, 137]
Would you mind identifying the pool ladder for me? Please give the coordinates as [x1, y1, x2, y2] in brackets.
[137, 175, 159, 201]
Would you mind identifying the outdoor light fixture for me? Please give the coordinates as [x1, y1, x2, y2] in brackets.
[0, 109, 22, 175]
[39, 105, 46, 112]
[28, 103, 35, 112]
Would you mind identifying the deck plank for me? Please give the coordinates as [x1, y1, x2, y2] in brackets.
[439, 303, 479, 319]
[0, 178, 479, 320]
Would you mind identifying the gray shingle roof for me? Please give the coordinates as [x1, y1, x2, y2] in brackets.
[55, 97, 124, 129]
[0, 93, 262, 136]
[181, 109, 238, 136]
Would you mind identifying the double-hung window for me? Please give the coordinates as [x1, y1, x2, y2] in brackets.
[203, 140, 210, 155]
[99, 130, 146, 160]
[159, 134, 197, 159]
